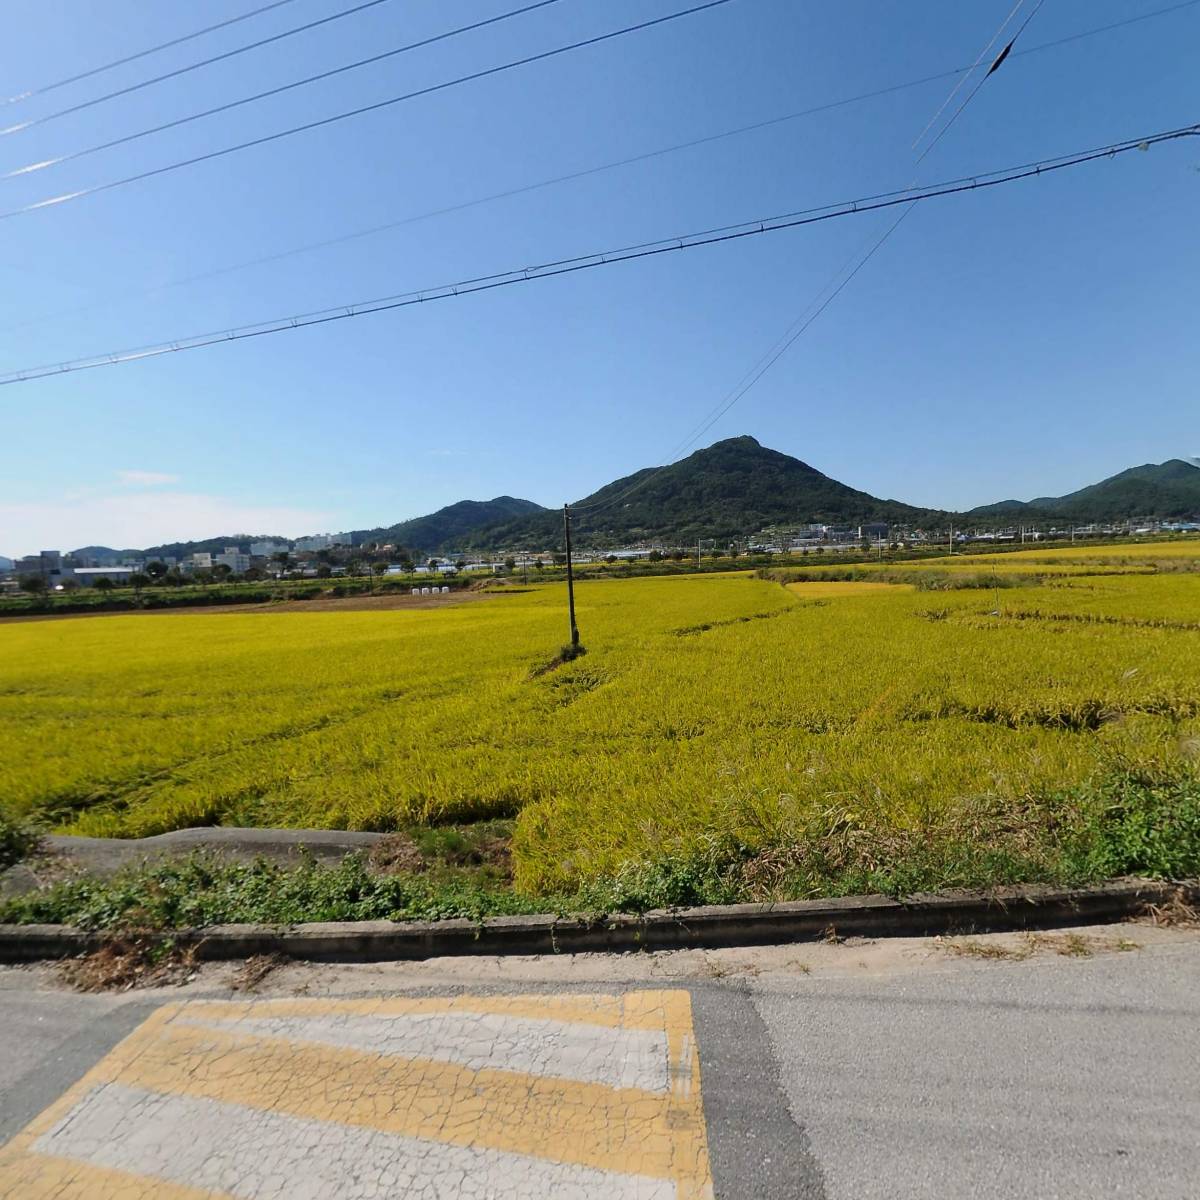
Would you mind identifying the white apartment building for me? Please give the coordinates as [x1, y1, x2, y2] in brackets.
[215, 548, 251, 573]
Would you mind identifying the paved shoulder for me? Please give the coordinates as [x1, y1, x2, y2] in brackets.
[757, 940, 1200, 1200]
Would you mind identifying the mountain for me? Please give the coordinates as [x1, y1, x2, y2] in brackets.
[67, 537, 289, 562]
[971, 459, 1200, 522]
[48, 445, 1197, 562]
[476, 436, 945, 547]
[353, 496, 547, 554]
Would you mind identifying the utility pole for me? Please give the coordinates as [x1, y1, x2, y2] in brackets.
[563, 505, 580, 650]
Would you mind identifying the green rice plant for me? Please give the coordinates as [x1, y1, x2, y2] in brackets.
[2, 562, 1199, 898]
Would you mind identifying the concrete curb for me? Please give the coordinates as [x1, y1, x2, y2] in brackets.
[0, 877, 1194, 964]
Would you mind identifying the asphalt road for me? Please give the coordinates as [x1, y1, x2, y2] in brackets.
[0, 928, 1196, 1198]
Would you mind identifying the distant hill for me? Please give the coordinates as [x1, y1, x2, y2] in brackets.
[476, 436, 945, 547]
[68, 537, 288, 562]
[353, 496, 547, 554]
[971, 459, 1200, 522]
[47, 444, 1198, 562]
[70, 545, 134, 562]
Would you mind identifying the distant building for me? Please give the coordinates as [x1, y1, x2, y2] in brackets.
[14, 550, 68, 586]
[250, 541, 289, 557]
[214, 548, 251, 573]
[186, 552, 213, 571]
[71, 566, 136, 586]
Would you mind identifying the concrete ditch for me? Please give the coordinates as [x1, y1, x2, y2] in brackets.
[1, 877, 1194, 964]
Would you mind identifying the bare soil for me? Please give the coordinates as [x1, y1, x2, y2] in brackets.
[0, 589, 491, 623]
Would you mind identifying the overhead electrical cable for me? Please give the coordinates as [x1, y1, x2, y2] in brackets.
[1, 123, 1193, 387]
[589, 0, 1044, 511]
[0, 0, 405, 136]
[3, 0, 571, 182]
[1, 0, 304, 108]
[678, 0, 1045, 456]
[2, 0, 1193, 338]
[0, 0, 737, 219]
[912, 0, 1026, 151]
[917, 0, 1047, 163]
[7, 0, 1190, 182]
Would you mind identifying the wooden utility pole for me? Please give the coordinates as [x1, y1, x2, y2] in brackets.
[563, 505, 580, 649]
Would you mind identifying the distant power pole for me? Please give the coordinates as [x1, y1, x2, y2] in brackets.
[563, 505, 580, 650]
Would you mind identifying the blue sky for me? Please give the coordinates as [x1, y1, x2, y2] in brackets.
[1, 0, 1196, 555]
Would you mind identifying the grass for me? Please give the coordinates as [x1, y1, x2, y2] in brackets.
[2, 541, 1200, 915]
[4, 765, 1199, 931]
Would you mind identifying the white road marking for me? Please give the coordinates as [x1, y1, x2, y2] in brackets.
[180, 1008, 672, 1092]
[35, 1083, 679, 1200]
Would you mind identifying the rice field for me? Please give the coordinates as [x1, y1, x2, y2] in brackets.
[2, 540, 1199, 895]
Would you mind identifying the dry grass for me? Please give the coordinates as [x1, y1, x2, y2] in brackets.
[366, 835, 426, 874]
[938, 930, 1142, 962]
[229, 953, 288, 993]
[59, 935, 201, 992]
[1139, 888, 1200, 928]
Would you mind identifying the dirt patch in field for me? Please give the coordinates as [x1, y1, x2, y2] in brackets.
[785, 581, 915, 598]
[0, 589, 492, 622]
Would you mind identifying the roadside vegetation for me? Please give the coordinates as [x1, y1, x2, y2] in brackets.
[2, 540, 1199, 926]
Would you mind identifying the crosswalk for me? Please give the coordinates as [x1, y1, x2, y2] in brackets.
[0, 991, 714, 1198]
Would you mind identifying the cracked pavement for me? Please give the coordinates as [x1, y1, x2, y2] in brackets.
[1, 922, 1198, 1198]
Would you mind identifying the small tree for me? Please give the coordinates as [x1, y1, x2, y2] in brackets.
[647, 550, 663, 563]
[504, 557, 517, 573]
[371, 561, 388, 591]
[243, 566, 264, 582]
[129, 572, 150, 598]
[534, 558, 544, 571]
[93, 576, 115, 592]
[272, 551, 291, 577]
[427, 558, 439, 575]
[212, 563, 232, 582]
[18, 575, 47, 600]
[727, 545, 740, 559]
[145, 560, 168, 582]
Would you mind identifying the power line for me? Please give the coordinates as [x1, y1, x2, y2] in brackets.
[0, 0, 404, 136]
[10, 0, 1188, 184]
[1, 0, 304, 108]
[3, 0, 1193, 335]
[681, 0, 1045, 454]
[592, 0, 1044, 513]
[573, 205, 915, 516]
[2, 123, 1193, 387]
[913, 0, 1026, 152]
[917, 0, 1047, 163]
[3, 0, 569, 182]
[0, 0, 737, 220]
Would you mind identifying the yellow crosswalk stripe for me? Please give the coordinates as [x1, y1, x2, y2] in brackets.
[0, 990, 715, 1200]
